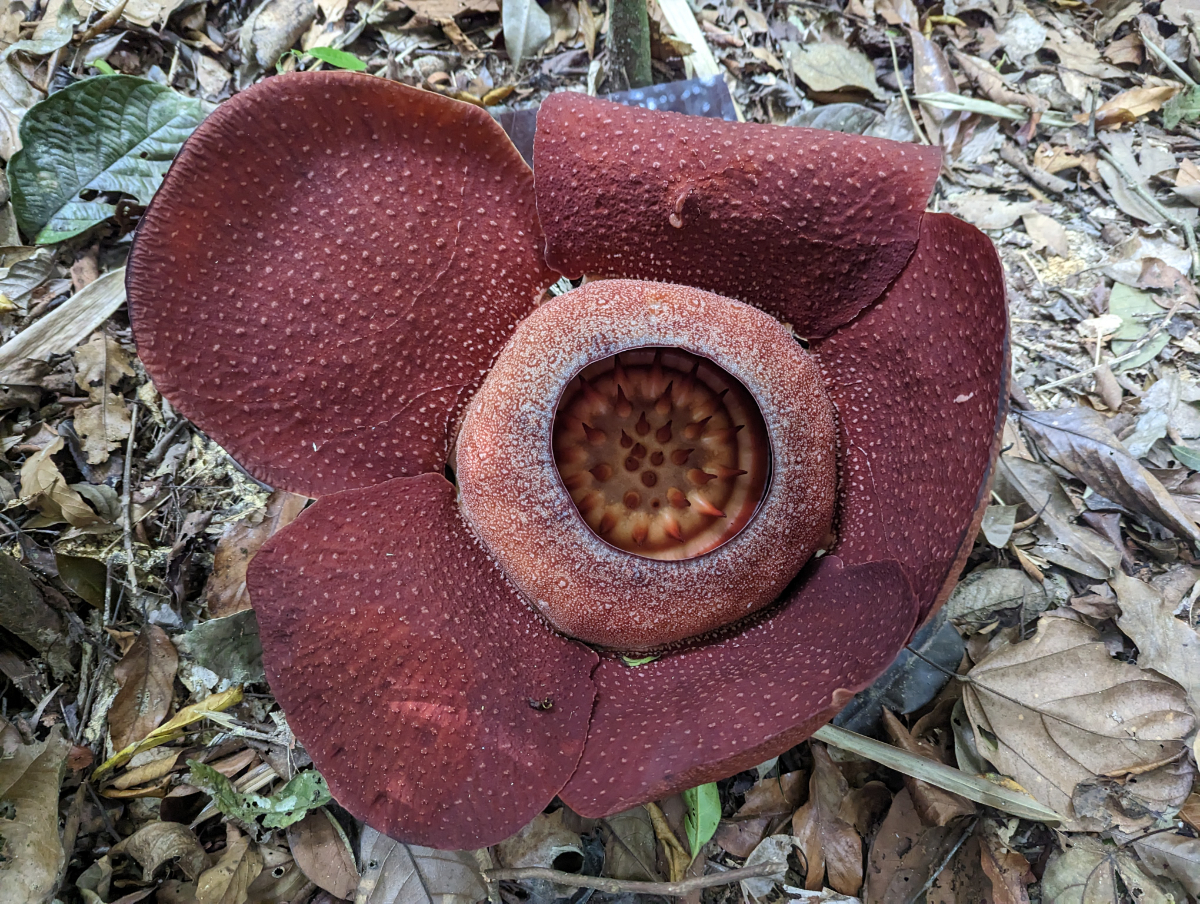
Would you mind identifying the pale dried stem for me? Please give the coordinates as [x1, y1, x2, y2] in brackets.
[483, 860, 786, 895]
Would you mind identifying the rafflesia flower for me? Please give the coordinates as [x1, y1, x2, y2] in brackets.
[127, 72, 1008, 850]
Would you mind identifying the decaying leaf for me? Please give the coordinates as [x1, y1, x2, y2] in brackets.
[0, 726, 70, 904]
[739, 834, 793, 903]
[176, 609, 264, 686]
[0, 554, 77, 679]
[205, 491, 307, 617]
[784, 41, 882, 99]
[71, 332, 135, 464]
[978, 819, 1033, 904]
[502, 0, 551, 68]
[864, 788, 959, 903]
[18, 436, 106, 528]
[963, 615, 1194, 831]
[187, 761, 331, 830]
[604, 805, 660, 880]
[110, 820, 208, 881]
[995, 455, 1122, 580]
[1133, 830, 1200, 897]
[196, 824, 262, 904]
[1076, 85, 1183, 130]
[791, 743, 862, 895]
[357, 825, 486, 904]
[1042, 835, 1174, 904]
[945, 566, 1047, 634]
[1110, 571, 1200, 720]
[110, 624, 179, 751]
[1020, 408, 1200, 546]
[713, 770, 804, 857]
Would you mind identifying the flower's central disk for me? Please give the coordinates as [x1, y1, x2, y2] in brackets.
[553, 349, 770, 559]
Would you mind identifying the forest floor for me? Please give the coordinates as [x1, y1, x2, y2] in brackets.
[2, 0, 1200, 901]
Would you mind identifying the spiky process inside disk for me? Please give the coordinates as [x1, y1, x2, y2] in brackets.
[552, 347, 770, 559]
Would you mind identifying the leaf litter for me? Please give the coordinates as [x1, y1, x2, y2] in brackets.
[3, 0, 1200, 900]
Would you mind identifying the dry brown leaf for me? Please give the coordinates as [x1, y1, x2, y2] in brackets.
[881, 709, 975, 827]
[962, 615, 1194, 832]
[791, 743, 862, 895]
[111, 821, 208, 881]
[401, 0, 495, 15]
[356, 825, 486, 904]
[864, 788, 959, 904]
[1104, 32, 1143, 66]
[1021, 213, 1071, 258]
[714, 768, 805, 856]
[0, 726, 70, 903]
[73, 331, 134, 398]
[284, 808, 357, 898]
[18, 436, 105, 528]
[1020, 408, 1200, 548]
[1181, 791, 1200, 831]
[110, 625, 179, 751]
[74, 395, 132, 465]
[196, 824, 262, 904]
[978, 820, 1032, 904]
[910, 27, 959, 148]
[1075, 85, 1183, 130]
[1133, 831, 1200, 897]
[1174, 157, 1200, 206]
[205, 491, 307, 617]
[1110, 571, 1200, 719]
[1042, 835, 1174, 904]
[995, 455, 1122, 580]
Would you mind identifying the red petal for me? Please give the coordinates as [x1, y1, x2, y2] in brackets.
[559, 557, 916, 816]
[249, 473, 598, 848]
[814, 212, 1009, 622]
[533, 93, 940, 338]
[128, 72, 556, 497]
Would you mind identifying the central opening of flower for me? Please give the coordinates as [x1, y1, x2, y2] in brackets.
[553, 348, 771, 560]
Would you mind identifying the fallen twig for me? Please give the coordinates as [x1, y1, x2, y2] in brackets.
[483, 859, 786, 894]
[1099, 149, 1200, 276]
[999, 144, 1074, 197]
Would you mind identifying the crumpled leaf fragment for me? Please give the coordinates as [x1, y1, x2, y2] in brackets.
[0, 725, 70, 904]
[1020, 407, 1200, 546]
[962, 615, 1194, 831]
[187, 761, 331, 830]
[110, 821, 208, 881]
[18, 436, 106, 528]
[205, 491, 307, 617]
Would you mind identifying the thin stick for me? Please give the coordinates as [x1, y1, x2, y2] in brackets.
[121, 402, 139, 611]
[1099, 149, 1200, 276]
[1036, 297, 1184, 393]
[1141, 37, 1197, 87]
[483, 860, 786, 895]
[888, 33, 930, 145]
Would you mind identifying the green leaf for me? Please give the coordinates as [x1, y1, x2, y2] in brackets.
[186, 761, 332, 829]
[91, 60, 117, 76]
[305, 46, 367, 71]
[681, 782, 720, 858]
[621, 654, 659, 666]
[1172, 444, 1200, 470]
[7, 75, 206, 244]
[1163, 85, 1200, 130]
[1109, 283, 1170, 371]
